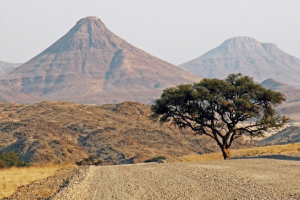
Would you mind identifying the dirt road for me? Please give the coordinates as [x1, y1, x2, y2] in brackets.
[53, 158, 300, 199]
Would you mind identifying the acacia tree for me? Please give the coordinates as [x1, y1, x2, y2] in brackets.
[151, 74, 288, 159]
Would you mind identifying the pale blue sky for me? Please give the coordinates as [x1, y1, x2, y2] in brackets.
[0, 0, 300, 65]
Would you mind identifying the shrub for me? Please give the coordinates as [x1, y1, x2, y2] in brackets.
[16, 160, 31, 167]
[75, 155, 103, 166]
[0, 151, 19, 167]
[0, 160, 6, 169]
[0, 151, 31, 168]
[144, 156, 166, 163]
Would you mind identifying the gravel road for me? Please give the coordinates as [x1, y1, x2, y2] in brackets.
[53, 158, 300, 199]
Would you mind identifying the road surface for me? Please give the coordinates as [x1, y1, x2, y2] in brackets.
[53, 158, 300, 199]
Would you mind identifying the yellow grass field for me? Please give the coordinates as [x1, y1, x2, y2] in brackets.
[0, 164, 72, 199]
[180, 143, 300, 162]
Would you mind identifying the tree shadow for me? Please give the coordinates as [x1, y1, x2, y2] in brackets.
[231, 155, 300, 161]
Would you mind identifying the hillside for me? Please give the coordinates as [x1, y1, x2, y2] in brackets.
[260, 79, 300, 121]
[260, 78, 288, 90]
[0, 101, 251, 164]
[0, 61, 21, 75]
[179, 37, 300, 88]
[0, 17, 200, 104]
[260, 126, 300, 145]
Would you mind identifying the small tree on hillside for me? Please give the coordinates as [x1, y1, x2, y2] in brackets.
[0, 151, 30, 168]
[151, 74, 289, 159]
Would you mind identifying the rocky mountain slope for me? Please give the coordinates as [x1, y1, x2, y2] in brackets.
[0, 17, 200, 104]
[260, 79, 300, 121]
[0, 61, 21, 75]
[0, 101, 251, 164]
[260, 126, 300, 145]
[260, 78, 300, 101]
[260, 78, 288, 90]
[180, 37, 300, 88]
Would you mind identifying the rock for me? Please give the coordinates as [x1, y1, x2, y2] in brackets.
[156, 159, 167, 163]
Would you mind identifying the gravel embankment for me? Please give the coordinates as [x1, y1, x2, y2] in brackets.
[3, 166, 90, 200]
[52, 158, 300, 199]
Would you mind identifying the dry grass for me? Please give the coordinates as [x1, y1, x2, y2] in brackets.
[180, 143, 300, 162]
[0, 163, 73, 199]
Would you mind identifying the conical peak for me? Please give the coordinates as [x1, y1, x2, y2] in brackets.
[79, 16, 102, 22]
[73, 16, 109, 35]
[75, 16, 106, 29]
[42, 16, 122, 53]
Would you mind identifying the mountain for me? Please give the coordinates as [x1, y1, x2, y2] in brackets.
[260, 78, 300, 100]
[260, 126, 300, 145]
[0, 60, 34, 103]
[0, 101, 252, 164]
[0, 61, 21, 75]
[180, 37, 300, 87]
[260, 78, 288, 90]
[260, 79, 300, 121]
[0, 17, 200, 104]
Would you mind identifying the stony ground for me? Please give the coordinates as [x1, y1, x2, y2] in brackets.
[49, 158, 300, 200]
[2, 166, 90, 200]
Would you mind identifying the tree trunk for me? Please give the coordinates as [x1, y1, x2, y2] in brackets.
[221, 146, 231, 160]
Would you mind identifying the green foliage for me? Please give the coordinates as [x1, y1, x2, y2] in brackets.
[0, 151, 31, 169]
[144, 156, 166, 163]
[0, 160, 6, 168]
[151, 73, 289, 159]
[75, 155, 103, 166]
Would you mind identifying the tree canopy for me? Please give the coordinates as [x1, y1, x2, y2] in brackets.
[151, 73, 289, 159]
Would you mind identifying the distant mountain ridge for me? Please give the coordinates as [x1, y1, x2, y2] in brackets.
[180, 37, 300, 88]
[0, 61, 21, 75]
[260, 78, 288, 90]
[260, 78, 300, 121]
[0, 16, 200, 104]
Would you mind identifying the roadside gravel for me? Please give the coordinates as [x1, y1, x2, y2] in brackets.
[3, 166, 90, 200]
[53, 158, 300, 199]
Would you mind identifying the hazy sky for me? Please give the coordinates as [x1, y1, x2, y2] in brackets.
[1, 0, 300, 65]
